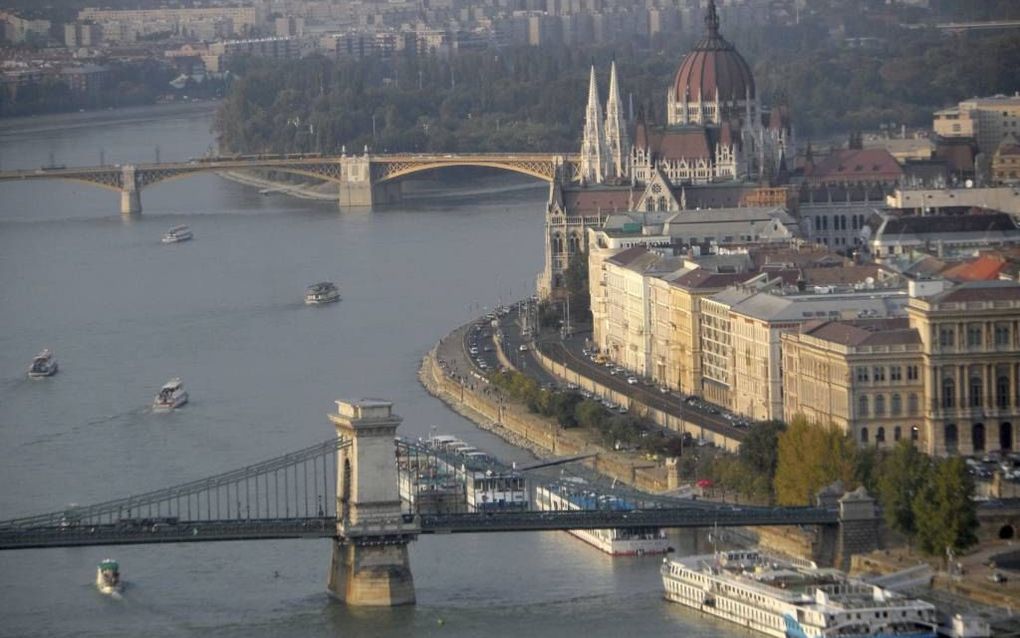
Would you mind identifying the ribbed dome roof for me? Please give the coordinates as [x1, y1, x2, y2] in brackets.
[672, 0, 755, 104]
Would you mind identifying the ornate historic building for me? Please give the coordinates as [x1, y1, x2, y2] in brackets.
[539, 0, 794, 298]
[782, 281, 1020, 456]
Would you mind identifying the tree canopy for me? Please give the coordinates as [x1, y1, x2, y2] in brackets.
[774, 416, 858, 506]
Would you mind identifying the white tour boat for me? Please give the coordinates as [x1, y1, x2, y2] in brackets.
[535, 483, 670, 556]
[27, 349, 58, 378]
[305, 282, 340, 305]
[153, 377, 188, 411]
[661, 550, 938, 638]
[161, 225, 193, 243]
[96, 558, 121, 595]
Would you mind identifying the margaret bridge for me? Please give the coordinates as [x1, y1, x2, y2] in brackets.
[0, 151, 582, 214]
[0, 398, 875, 606]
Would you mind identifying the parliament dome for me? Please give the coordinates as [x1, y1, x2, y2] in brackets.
[672, 0, 755, 104]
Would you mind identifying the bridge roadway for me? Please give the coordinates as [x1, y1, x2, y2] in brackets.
[0, 505, 838, 550]
[0, 152, 580, 189]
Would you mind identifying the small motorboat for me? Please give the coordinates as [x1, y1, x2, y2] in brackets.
[161, 225, 193, 244]
[153, 377, 188, 411]
[305, 282, 340, 305]
[96, 558, 121, 595]
[28, 349, 58, 378]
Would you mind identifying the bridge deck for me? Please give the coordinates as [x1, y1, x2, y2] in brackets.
[0, 506, 838, 550]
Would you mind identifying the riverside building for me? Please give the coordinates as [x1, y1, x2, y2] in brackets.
[782, 280, 1020, 455]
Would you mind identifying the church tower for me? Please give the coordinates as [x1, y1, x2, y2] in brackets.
[579, 65, 608, 185]
[604, 60, 630, 181]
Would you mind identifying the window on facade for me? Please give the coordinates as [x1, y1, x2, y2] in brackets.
[860, 427, 869, 444]
[970, 376, 983, 407]
[911, 425, 920, 441]
[875, 394, 886, 416]
[943, 377, 956, 408]
[998, 376, 1011, 409]
[939, 328, 955, 348]
[967, 325, 983, 348]
[890, 366, 902, 381]
[972, 423, 986, 453]
[907, 365, 919, 381]
[945, 423, 958, 451]
[856, 366, 869, 382]
[873, 366, 886, 382]
[891, 393, 902, 415]
[876, 427, 886, 443]
[894, 426, 902, 441]
[996, 325, 1010, 347]
[908, 393, 919, 416]
[858, 395, 869, 417]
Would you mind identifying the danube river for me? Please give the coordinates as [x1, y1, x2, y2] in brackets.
[0, 104, 741, 638]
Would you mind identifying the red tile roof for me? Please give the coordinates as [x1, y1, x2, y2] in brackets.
[562, 188, 633, 215]
[941, 255, 1007, 282]
[804, 148, 903, 185]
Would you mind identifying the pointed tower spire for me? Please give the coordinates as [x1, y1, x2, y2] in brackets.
[580, 65, 608, 185]
[604, 60, 630, 181]
[705, 0, 720, 37]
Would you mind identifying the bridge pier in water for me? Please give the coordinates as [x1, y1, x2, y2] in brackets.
[120, 165, 141, 215]
[338, 155, 400, 208]
[328, 399, 417, 606]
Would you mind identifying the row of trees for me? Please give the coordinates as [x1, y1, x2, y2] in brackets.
[766, 417, 977, 557]
[215, 26, 1020, 155]
[487, 369, 683, 458]
[489, 361, 979, 556]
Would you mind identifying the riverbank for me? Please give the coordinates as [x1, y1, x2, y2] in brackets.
[0, 100, 220, 135]
[420, 325, 676, 492]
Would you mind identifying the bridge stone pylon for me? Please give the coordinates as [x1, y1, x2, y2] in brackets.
[120, 165, 141, 214]
[327, 399, 418, 606]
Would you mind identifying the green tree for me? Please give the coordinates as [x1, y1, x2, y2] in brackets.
[564, 251, 590, 322]
[774, 416, 858, 506]
[912, 457, 979, 558]
[738, 420, 785, 485]
[876, 441, 931, 539]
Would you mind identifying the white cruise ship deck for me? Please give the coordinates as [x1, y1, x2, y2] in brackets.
[534, 483, 669, 556]
[661, 550, 937, 638]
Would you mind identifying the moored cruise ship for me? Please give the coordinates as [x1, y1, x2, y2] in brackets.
[397, 435, 528, 512]
[534, 483, 669, 556]
[661, 550, 937, 638]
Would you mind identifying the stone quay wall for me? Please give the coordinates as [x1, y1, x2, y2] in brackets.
[419, 344, 669, 493]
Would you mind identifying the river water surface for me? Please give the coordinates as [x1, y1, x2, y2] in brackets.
[0, 105, 741, 638]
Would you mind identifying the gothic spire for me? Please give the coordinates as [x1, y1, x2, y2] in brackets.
[604, 60, 630, 181]
[580, 65, 607, 184]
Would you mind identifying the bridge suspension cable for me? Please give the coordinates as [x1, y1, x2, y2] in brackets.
[1, 438, 349, 529]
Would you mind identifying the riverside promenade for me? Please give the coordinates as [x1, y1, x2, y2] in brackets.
[419, 321, 673, 493]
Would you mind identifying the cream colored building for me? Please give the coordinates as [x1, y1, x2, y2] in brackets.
[782, 318, 926, 450]
[934, 94, 1020, 155]
[909, 281, 1020, 456]
[704, 287, 909, 421]
[599, 248, 686, 376]
[662, 269, 751, 394]
[782, 281, 1020, 457]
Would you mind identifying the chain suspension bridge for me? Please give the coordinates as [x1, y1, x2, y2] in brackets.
[0, 399, 847, 606]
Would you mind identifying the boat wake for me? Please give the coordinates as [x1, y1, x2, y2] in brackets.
[23, 407, 149, 447]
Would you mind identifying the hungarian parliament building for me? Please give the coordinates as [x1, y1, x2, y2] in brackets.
[539, 0, 795, 296]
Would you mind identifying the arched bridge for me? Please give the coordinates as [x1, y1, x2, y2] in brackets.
[0, 152, 581, 214]
[0, 398, 842, 606]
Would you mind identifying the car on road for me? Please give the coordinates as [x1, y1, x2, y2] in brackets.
[469, 347, 479, 355]
[518, 344, 529, 352]
[627, 376, 638, 385]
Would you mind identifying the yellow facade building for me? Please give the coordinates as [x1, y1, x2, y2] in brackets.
[783, 281, 1020, 456]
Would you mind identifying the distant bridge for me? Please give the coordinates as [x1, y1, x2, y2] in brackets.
[0, 152, 581, 214]
[0, 399, 847, 606]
